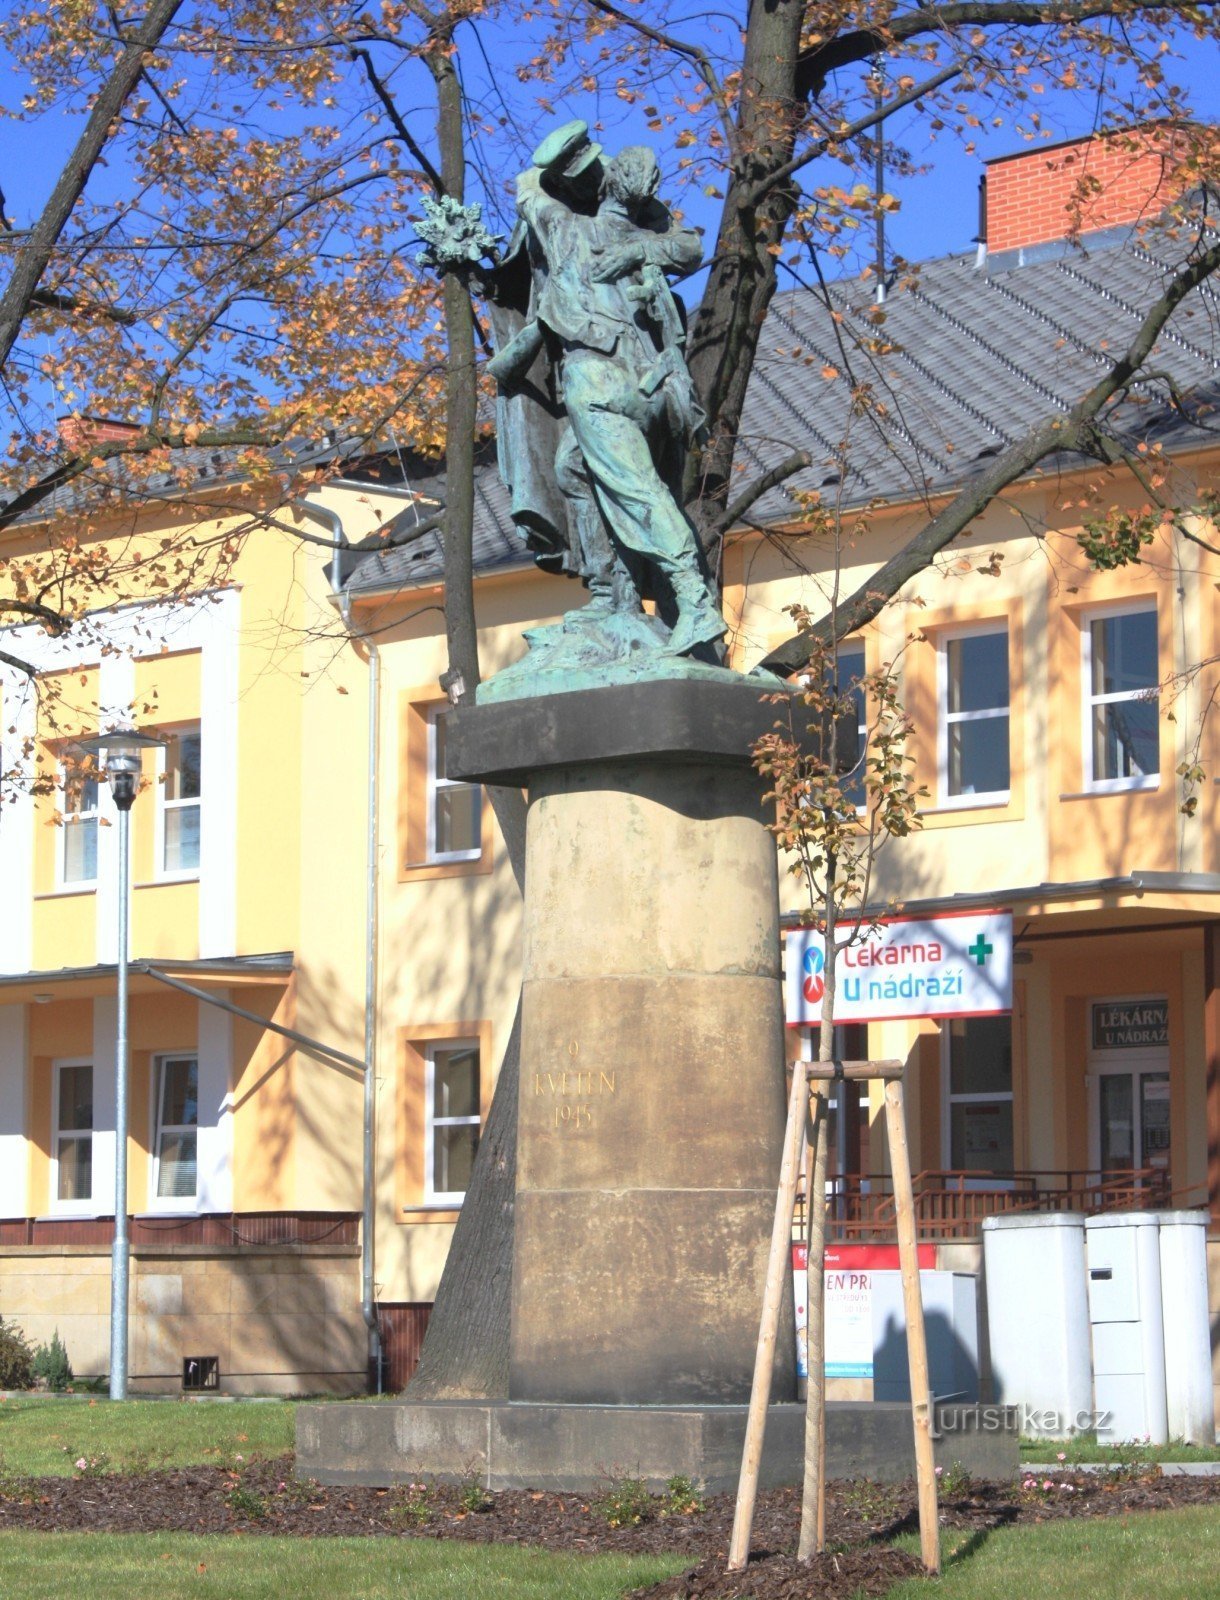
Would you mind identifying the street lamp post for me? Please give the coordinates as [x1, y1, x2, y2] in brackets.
[75, 728, 165, 1400]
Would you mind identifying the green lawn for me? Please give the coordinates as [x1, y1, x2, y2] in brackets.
[1020, 1431, 1220, 1463]
[0, 1531, 686, 1600]
[888, 1504, 1220, 1598]
[0, 1398, 295, 1476]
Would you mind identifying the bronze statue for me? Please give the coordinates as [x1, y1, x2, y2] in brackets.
[419, 121, 729, 699]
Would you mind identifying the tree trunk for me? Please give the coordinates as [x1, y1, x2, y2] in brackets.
[684, 0, 806, 558]
[404, 23, 527, 1398]
[799, 860, 837, 1559]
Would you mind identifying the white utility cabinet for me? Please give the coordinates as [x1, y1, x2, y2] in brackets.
[982, 1213, 1092, 1437]
[1157, 1210, 1215, 1445]
[1085, 1212, 1168, 1445]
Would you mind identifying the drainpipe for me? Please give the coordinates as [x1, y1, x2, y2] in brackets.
[303, 501, 383, 1392]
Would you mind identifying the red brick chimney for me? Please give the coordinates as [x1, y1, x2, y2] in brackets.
[57, 415, 142, 454]
[982, 123, 1199, 256]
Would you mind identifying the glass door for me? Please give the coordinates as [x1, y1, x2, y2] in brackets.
[1096, 1064, 1170, 1174]
[1098, 1072, 1134, 1170]
[1139, 1072, 1170, 1172]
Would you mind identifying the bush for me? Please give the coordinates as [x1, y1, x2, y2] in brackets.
[32, 1330, 73, 1392]
[596, 1476, 654, 1528]
[0, 1318, 35, 1390]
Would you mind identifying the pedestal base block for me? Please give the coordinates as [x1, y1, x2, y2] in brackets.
[296, 1399, 1020, 1491]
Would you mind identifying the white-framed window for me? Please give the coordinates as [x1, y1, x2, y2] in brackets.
[424, 1040, 481, 1204]
[426, 706, 481, 863]
[58, 763, 99, 886]
[835, 643, 868, 810]
[1082, 604, 1159, 790]
[937, 626, 1010, 805]
[152, 1054, 199, 1204]
[942, 1015, 1014, 1177]
[157, 726, 202, 876]
[53, 1059, 94, 1208]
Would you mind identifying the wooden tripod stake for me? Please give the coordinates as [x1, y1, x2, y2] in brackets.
[728, 1059, 940, 1576]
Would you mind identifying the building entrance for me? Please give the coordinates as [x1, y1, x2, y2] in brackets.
[1087, 996, 1170, 1177]
[1094, 1063, 1170, 1172]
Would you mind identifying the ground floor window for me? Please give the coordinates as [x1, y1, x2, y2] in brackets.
[154, 1054, 199, 1201]
[424, 1041, 481, 1204]
[54, 1061, 93, 1204]
[944, 1015, 1013, 1174]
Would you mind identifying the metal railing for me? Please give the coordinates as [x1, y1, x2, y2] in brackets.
[798, 1167, 1176, 1241]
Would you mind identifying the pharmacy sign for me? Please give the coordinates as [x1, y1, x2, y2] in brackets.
[786, 912, 1012, 1026]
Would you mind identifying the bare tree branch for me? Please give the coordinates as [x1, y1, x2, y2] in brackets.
[745, 60, 965, 209]
[0, 425, 289, 534]
[714, 450, 812, 536]
[0, 645, 37, 678]
[0, 0, 184, 374]
[583, 0, 737, 152]
[350, 45, 446, 194]
[0, 596, 71, 632]
[796, 0, 1220, 97]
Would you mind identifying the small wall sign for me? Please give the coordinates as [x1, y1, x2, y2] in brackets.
[1091, 999, 1169, 1050]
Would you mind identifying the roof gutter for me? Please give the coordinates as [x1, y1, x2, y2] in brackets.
[778, 871, 1220, 928]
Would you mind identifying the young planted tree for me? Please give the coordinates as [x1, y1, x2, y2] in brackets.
[737, 595, 924, 1562]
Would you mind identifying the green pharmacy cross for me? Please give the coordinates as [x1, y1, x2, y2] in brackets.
[968, 934, 994, 967]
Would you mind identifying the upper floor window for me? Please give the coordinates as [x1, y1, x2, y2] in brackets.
[938, 627, 1010, 805]
[1083, 606, 1159, 790]
[59, 765, 99, 885]
[153, 1054, 199, 1202]
[159, 726, 202, 875]
[426, 707, 481, 863]
[424, 1040, 481, 1204]
[835, 644, 867, 809]
[54, 1061, 93, 1205]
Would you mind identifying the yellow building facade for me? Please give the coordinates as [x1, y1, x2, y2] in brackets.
[3, 128, 1220, 1402]
[0, 470, 386, 1392]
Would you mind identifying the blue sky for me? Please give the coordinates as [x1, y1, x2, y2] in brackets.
[1, 13, 1217, 274]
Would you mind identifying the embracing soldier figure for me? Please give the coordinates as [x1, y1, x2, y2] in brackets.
[488, 121, 725, 660]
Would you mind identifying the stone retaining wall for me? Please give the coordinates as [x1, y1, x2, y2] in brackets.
[0, 1243, 364, 1395]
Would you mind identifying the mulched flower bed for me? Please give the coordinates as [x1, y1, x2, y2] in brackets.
[3, 1460, 1220, 1600]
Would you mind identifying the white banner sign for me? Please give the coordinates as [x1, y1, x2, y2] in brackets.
[786, 913, 1012, 1026]
[824, 1266, 874, 1379]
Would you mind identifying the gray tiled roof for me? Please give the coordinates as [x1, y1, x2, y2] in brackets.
[332, 438, 522, 593]
[343, 223, 1220, 596]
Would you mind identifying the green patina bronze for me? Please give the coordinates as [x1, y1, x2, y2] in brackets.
[418, 121, 748, 703]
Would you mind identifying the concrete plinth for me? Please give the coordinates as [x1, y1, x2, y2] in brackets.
[296, 1399, 1020, 1491]
[449, 679, 794, 1407]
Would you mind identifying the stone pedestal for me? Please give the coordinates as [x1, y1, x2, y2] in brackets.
[296, 1400, 1021, 1491]
[447, 678, 795, 1406]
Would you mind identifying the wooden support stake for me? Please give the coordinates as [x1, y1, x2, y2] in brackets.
[884, 1076, 940, 1575]
[807, 1058, 903, 1082]
[798, 1085, 829, 1560]
[727, 1055, 809, 1572]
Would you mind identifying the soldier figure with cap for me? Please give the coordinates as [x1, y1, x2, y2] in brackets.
[488, 120, 725, 662]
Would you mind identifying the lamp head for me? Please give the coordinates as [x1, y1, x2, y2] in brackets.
[73, 728, 166, 813]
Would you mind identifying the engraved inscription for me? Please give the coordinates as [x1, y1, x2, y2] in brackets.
[533, 1068, 616, 1132]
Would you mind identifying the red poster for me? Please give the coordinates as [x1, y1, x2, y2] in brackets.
[824, 1243, 935, 1271]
